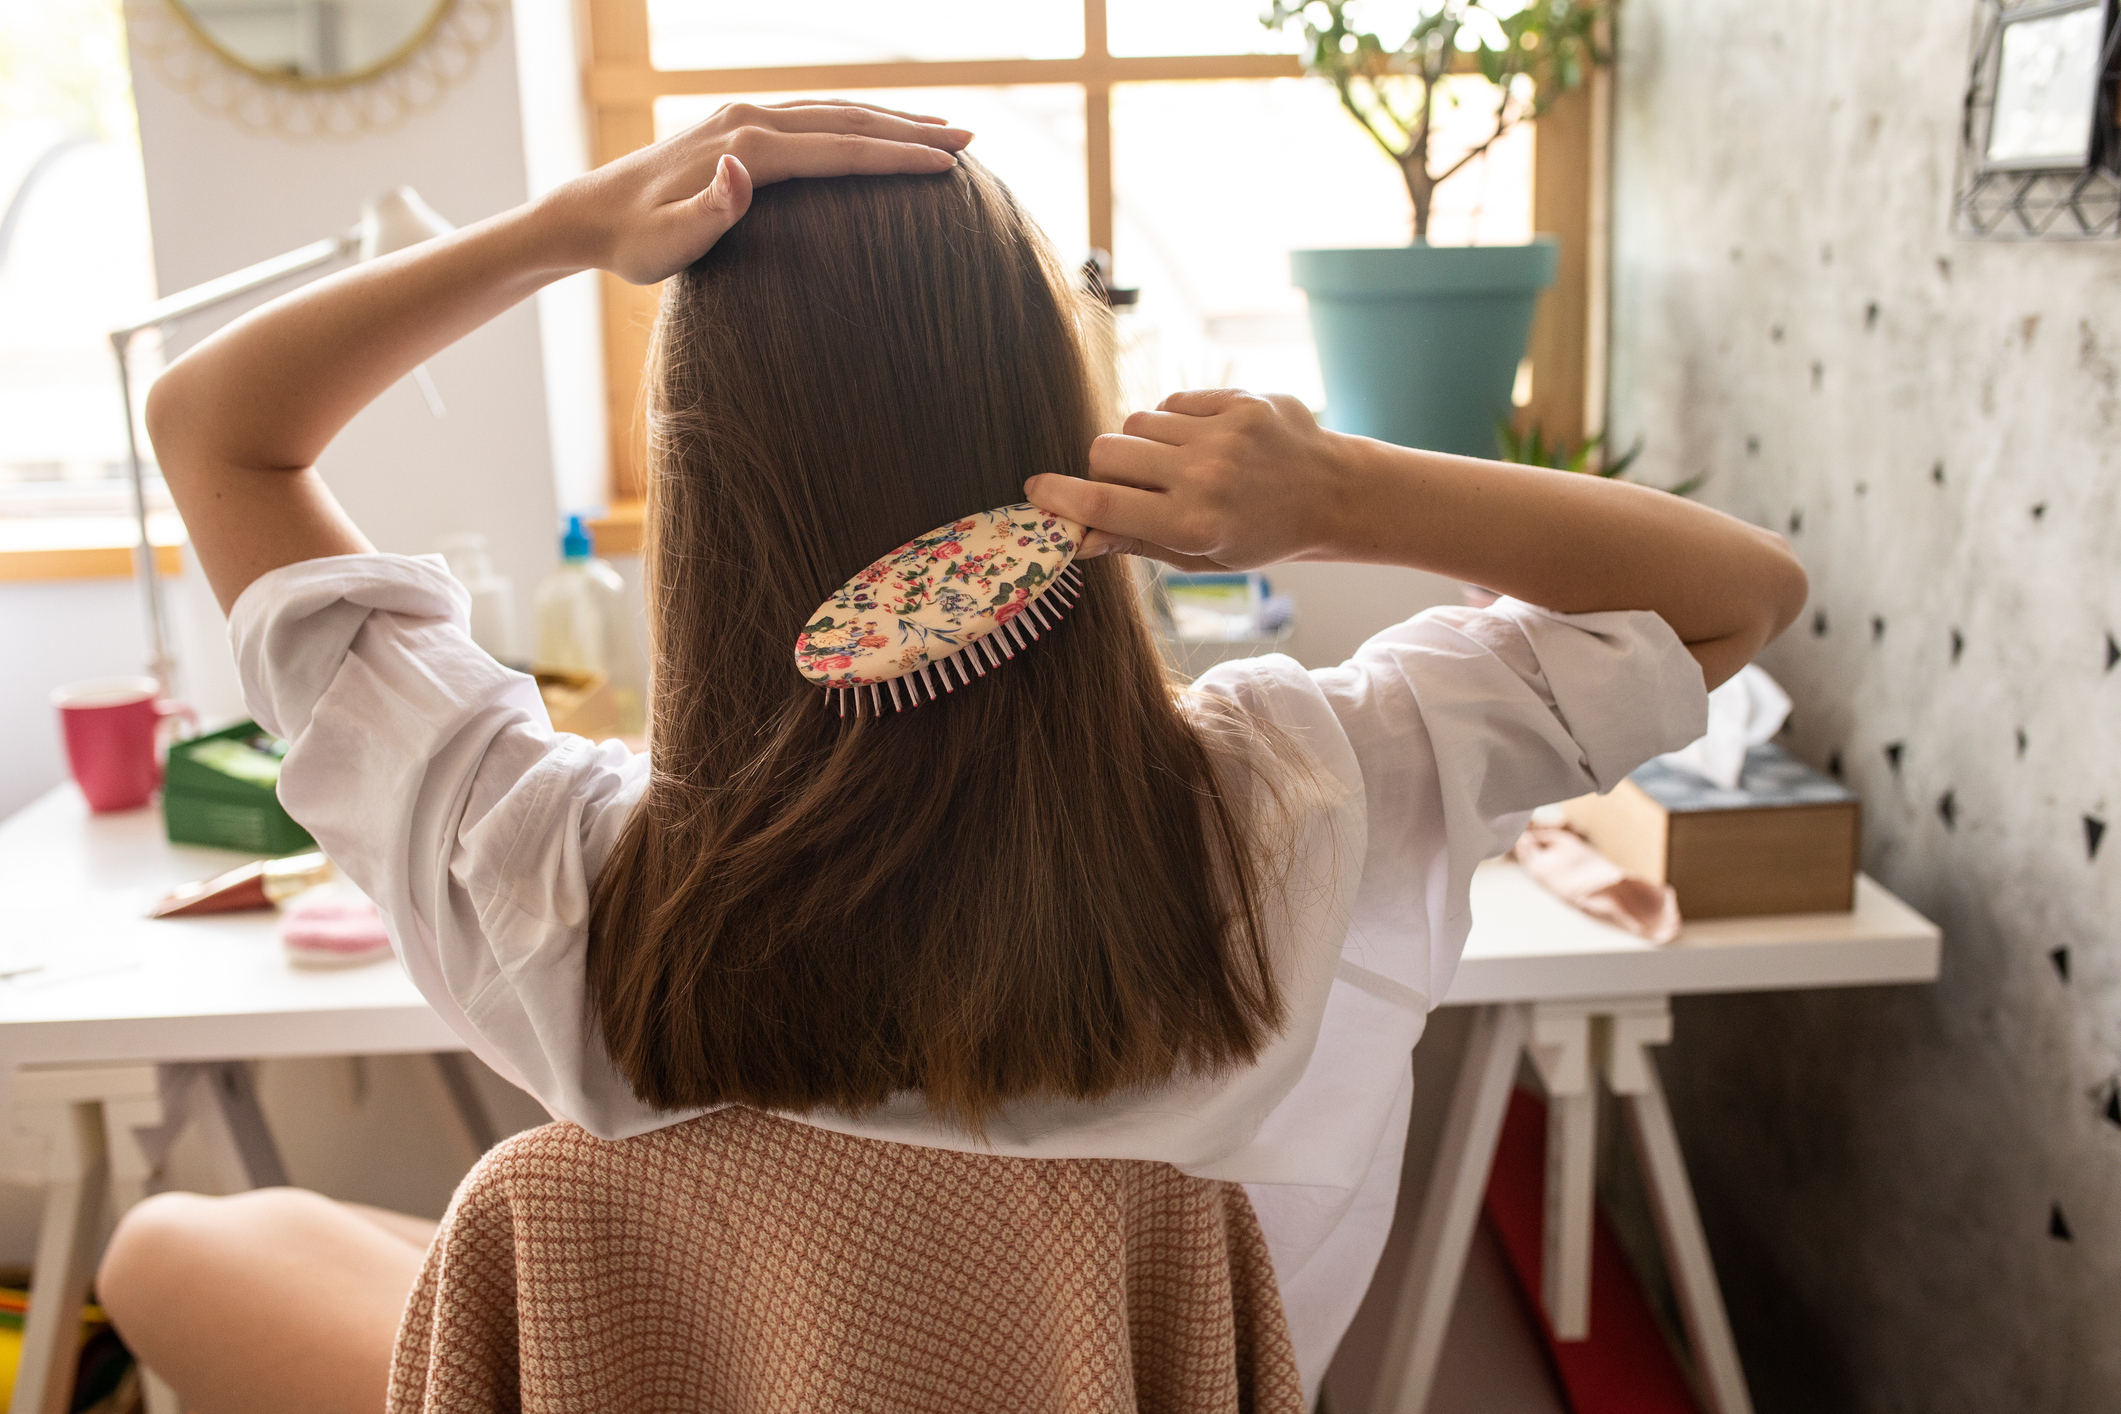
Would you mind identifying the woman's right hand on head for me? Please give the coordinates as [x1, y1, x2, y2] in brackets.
[1026, 389, 1359, 572]
[543, 100, 970, 286]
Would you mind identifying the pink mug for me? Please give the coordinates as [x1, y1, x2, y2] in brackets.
[52, 677, 199, 813]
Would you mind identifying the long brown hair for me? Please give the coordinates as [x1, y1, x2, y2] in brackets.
[587, 156, 1286, 1129]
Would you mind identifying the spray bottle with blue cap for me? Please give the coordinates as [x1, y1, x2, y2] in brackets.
[534, 514, 643, 734]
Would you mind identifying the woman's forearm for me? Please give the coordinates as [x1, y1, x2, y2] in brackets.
[148, 205, 578, 482]
[1323, 436, 1808, 653]
[149, 202, 580, 611]
[1028, 389, 1807, 688]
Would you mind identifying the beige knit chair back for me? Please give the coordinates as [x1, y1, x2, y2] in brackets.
[390, 1106, 1305, 1414]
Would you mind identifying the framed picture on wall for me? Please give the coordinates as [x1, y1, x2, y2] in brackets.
[1978, 0, 2118, 171]
[1957, 0, 2121, 237]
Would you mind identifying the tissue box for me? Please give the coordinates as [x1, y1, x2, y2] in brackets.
[163, 721, 316, 855]
[1561, 744, 1859, 918]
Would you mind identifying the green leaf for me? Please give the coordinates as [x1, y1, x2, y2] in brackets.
[1603, 435, 1646, 481]
[1293, 0, 1618, 191]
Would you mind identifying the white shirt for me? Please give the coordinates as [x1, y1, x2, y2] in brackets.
[231, 553, 1706, 1402]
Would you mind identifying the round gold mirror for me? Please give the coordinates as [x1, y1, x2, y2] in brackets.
[167, 0, 454, 87]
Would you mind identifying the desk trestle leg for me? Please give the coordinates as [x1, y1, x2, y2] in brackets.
[1367, 996, 1757, 1414]
[1603, 1007, 1755, 1414]
[1370, 1001, 1531, 1414]
[157, 1062, 290, 1192]
[1528, 1003, 1598, 1339]
[9, 1063, 159, 1414]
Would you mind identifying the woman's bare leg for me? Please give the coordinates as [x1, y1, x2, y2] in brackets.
[97, 1188, 435, 1414]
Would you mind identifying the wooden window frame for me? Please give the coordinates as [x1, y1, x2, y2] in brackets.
[580, 0, 1605, 553]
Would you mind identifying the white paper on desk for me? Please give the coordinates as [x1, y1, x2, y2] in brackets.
[1658, 664, 1792, 790]
[1, 948, 137, 990]
[0, 946, 45, 982]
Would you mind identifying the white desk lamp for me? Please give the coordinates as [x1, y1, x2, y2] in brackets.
[110, 186, 453, 694]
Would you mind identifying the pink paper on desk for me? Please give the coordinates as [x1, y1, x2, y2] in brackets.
[277, 894, 394, 969]
[1510, 823, 1682, 944]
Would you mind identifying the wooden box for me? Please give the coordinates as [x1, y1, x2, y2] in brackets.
[534, 667, 622, 740]
[1560, 744, 1859, 919]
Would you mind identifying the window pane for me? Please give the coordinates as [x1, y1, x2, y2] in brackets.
[648, 2, 1083, 71]
[656, 88, 1088, 263]
[1106, 0, 1305, 58]
[1110, 77, 1530, 407]
[0, 0, 162, 517]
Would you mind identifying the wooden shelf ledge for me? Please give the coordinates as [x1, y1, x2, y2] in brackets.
[588, 500, 644, 556]
[0, 516, 186, 583]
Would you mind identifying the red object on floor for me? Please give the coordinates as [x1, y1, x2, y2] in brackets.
[1483, 1087, 1701, 1414]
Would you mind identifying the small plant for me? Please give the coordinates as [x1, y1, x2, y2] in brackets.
[1497, 419, 1707, 497]
[1263, 0, 1617, 239]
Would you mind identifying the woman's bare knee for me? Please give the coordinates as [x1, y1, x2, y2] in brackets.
[99, 1190, 222, 1324]
[97, 1188, 426, 1414]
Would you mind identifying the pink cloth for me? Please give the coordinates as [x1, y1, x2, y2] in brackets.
[1511, 824, 1682, 944]
[278, 894, 394, 967]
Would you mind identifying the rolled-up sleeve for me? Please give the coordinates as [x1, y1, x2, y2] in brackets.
[230, 553, 683, 1138]
[1295, 597, 1706, 1005]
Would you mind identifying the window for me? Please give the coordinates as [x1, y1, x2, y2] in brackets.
[0, 0, 176, 569]
[585, 0, 1598, 511]
[1109, 75, 1529, 404]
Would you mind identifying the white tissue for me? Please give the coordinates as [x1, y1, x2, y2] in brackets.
[1658, 664, 1792, 790]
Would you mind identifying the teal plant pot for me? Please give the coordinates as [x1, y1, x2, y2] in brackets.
[1290, 239, 1558, 456]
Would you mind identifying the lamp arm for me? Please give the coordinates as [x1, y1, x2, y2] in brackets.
[113, 231, 355, 340]
[110, 340, 174, 695]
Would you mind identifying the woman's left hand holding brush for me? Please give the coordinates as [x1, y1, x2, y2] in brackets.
[149, 101, 971, 614]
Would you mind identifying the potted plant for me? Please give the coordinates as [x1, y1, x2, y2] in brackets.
[1267, 0, 1617, 455]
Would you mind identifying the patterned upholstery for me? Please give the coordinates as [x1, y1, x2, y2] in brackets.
[389, 1106, 1305, 1414]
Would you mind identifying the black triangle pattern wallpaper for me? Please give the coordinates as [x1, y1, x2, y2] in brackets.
[1604, 1, 2120, 1409]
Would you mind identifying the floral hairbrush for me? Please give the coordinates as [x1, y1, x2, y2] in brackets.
[794, 502, 1086, 716]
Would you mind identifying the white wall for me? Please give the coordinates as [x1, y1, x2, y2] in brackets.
[128, 4, 563, 643]
[0, 578, 149, 819]
[1271, 562, 1462, 669]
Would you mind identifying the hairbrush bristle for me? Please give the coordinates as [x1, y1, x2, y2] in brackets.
[799, 504, 1090, 718]
[816, 552, 1086, 718]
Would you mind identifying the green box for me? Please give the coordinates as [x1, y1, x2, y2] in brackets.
[163, 720, 315, 855]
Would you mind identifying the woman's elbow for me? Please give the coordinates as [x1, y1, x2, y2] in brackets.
[1755, 531, 1809, 644]
[141, 366, 196, 477]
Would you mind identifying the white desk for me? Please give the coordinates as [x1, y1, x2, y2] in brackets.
[0, 788, 455, 1067]
[0, 785, 1941, 1414]
[1454, 864, 1939, 1004]
[0, 786, 468, 1414]
[1361, 862, 1942, 1414]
